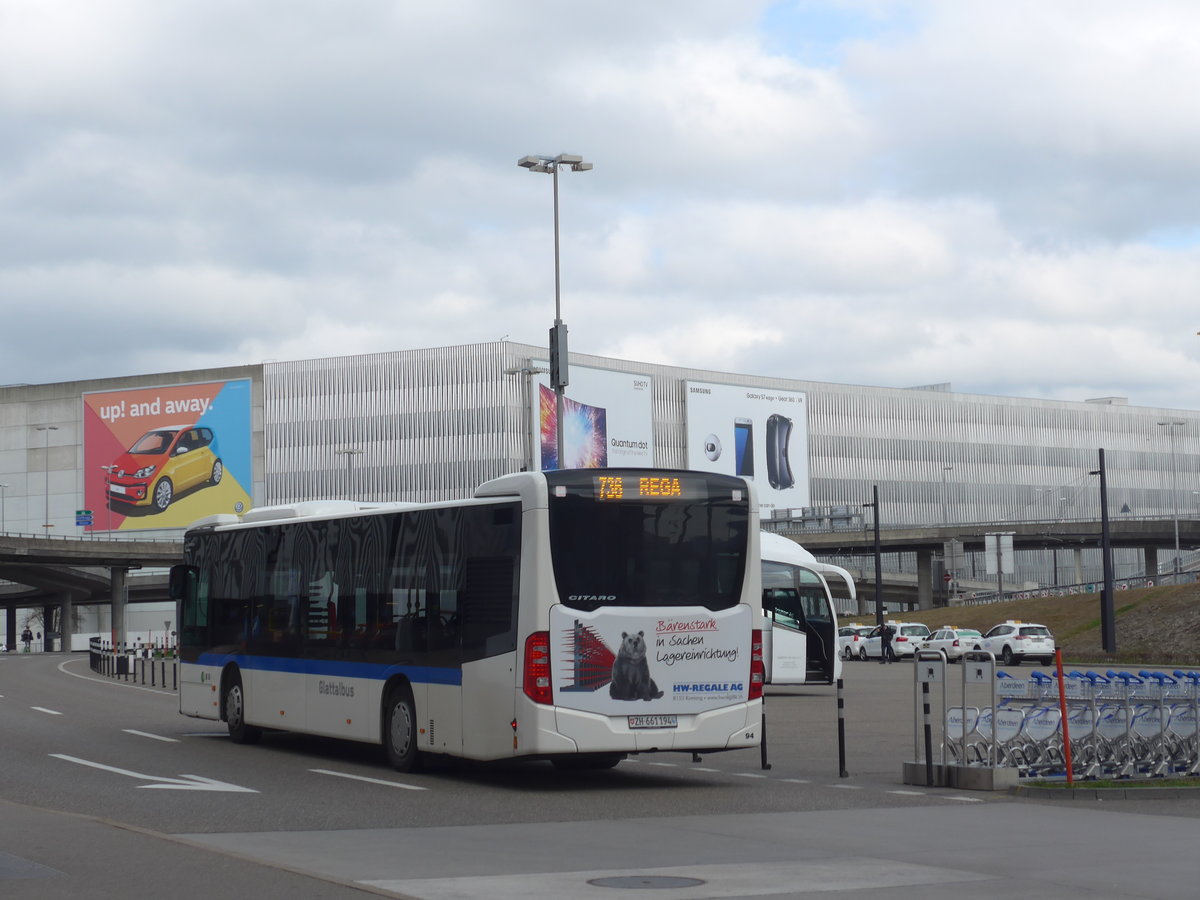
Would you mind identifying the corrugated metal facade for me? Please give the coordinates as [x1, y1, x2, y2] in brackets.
[263, 340, 1199, 536]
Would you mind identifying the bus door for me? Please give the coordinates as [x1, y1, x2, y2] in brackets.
[762, 562, 808, 684]
[796, 569, 837, 683]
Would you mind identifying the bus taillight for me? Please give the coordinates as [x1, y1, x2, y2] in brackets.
[749, 629, 765, 701]
[523, 631, 553, 705]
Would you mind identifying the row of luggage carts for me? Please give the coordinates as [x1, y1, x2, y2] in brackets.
[945, 670, 1200, 780]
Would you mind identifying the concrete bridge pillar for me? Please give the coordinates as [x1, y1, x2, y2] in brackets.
[1074, 549, 1085, 584]
[58, 593, 73, 652]
[5, 607, 15, 651]
[1144, 546, 1159, 580]
[916, 550, 934, 610]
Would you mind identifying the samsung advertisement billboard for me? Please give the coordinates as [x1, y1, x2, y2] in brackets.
[684, 381, 810, 518]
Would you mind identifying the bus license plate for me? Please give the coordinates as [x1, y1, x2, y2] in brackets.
[628, 714, 677, 729]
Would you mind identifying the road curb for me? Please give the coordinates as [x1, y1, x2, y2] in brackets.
[1011, 783, 1200, 800]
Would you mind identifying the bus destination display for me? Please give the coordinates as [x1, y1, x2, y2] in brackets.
[597, 474, 682, 501]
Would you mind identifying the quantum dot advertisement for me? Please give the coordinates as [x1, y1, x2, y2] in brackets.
[82, 379, 253, 531]
[531, 362, 654, 471]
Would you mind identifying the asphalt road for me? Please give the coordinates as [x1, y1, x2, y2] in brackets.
[3, 652, 1200, 899]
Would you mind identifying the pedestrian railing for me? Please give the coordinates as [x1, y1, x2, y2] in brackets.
[88, 637, 178, 691]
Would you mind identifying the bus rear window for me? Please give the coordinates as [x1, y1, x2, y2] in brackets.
[546, 470, 750, 611]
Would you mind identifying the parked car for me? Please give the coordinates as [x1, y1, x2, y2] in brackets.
[860, 621, 931, 660]
[106, 424, 222, 514]
[837, 625, 874, 660]
[917, 626, 983, 662]
[974, 620, 1056, 666]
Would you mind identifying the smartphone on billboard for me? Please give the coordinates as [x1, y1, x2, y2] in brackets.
[734, 417, 754, 479]
[766, 413, 794, 490]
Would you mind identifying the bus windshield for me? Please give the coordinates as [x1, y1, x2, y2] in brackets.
[546, 470, 750, 611]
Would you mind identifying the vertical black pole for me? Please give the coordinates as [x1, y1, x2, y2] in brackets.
[1098, 449, 1116, 653]
[760, 697, 771, 770]
[922, 680, 934, 786]
[873, 485, 883, 626]
[837, 677, 848, 777]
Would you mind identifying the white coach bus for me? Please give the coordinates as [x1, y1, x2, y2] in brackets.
[170, 469, 765, 771]
[760, 531, 855, 685]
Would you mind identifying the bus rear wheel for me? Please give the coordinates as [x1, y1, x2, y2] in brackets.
[224, 671, 262, 745]
[385, 684, 422, 773]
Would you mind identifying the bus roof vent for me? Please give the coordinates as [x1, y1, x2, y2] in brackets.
[241, 501, 362, 524]
[186, 513, 242, 531]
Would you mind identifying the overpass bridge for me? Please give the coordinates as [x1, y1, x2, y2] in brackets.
[0, 533, 182, 652]
[3, 515, 1197, 647]
[766, 516, 1200, 612]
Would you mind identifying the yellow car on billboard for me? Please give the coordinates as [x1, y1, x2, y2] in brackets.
[105, 424, 222, 514]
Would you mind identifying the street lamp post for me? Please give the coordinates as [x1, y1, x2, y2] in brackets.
[1158, 420, 1185, 583]
[862, 485, 883, 626]
[335, 448, 362, 498]
[940, 466, 952, 526]
[1091, 449, 1116, 653]
[99, 465, 117, 534]
[36, 425, 59, 534]
[518, 152, 593, 469]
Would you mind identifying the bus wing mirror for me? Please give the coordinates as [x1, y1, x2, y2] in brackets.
[169, 564, 198, 601]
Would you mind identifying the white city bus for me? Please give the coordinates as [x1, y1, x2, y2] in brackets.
[760, 532, 854, 685]
[170, 469, 764, 771]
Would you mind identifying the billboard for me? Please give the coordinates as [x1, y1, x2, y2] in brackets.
[530, 363, 654, 470]
[684, 381, 809, 517]
[82, 379, 253, 531]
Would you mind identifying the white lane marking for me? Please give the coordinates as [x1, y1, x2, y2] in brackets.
[308, 768, 428, 791]
[831, 783, 862, 790]
[782, 778, 811, 784]
[646, 761, 676, 767]
[946, 795, 984, 803]
[32, 706, 63, 715]
[888, 789, 926, 796]
[182, 732, 229, 738]
[733, 772, 768, 779]
[50, 754, 258, 793]
[56, 657, 175, 696]
[123, 729, 179, 743]
[691, 767, 719, 772]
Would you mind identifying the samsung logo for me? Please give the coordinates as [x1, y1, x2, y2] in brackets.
[689, 387, 711, 394]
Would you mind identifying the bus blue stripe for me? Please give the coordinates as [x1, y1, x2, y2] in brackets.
[195, 653, 463, 686]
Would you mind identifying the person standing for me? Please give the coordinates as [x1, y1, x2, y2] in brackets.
[21, 626, 33, 651]
[879, 621, 897, 664]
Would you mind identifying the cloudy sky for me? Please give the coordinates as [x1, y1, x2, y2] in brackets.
[3, 0, 1198, 409]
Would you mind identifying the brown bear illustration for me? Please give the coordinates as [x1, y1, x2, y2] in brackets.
[609, 630, 664, 701]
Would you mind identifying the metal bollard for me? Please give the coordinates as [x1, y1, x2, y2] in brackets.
[837, 677, 848, 778]
[922, 680, 933, 786]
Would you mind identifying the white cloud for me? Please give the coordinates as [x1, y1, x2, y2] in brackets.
[1, 0, 1198, 412]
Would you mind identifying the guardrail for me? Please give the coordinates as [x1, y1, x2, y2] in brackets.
[88, 637, 178, 690]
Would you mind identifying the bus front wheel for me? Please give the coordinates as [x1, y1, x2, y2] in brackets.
[384, 684, 422, 773]
[224, 671, 262, 745]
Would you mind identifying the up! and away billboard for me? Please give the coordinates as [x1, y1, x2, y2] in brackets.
[82, 379, 253, 531]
